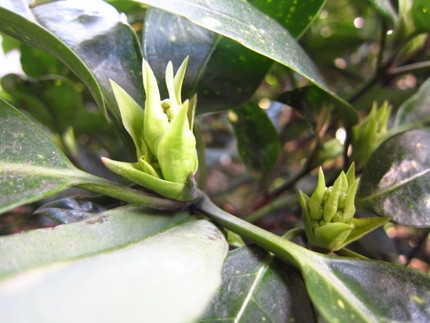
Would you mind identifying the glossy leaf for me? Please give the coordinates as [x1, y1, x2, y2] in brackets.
[142, 0, 324, 113]
[0, 206, 188, 277]
[249, 0, 325, 39]
[0, 208, 228, 323]
[143, 8, 273, 113]
[367, 0, 398, 23]
[357, 129, 430, 226]
[34, 197, 106, 224]
[0, 1, 104, 119]
[200, 245, 316, 323]
[0, 98, 85, 214]
[298, 251, 430, 322]
[0, 0, 144, 143]
[31, 0, 144, 127]
[137, 0, 357, 126]
[394, 77, 430, 128]
[1, 74, 83, 133]
[229, 102, 281, 177]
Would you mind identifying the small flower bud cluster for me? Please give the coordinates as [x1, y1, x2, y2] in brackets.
[351, 101, 391, 167]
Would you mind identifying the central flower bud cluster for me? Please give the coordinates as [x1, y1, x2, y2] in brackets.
[102, 58, 198, 201]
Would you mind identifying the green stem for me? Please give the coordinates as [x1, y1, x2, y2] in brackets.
[195, 192, 309, 268]
[336, 248, 368, 260]
[246, 194, 297, 223]
[282, 227, 304, 241]
[74, 170, 189, 211]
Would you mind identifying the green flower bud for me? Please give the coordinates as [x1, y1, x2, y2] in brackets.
[104, 58, 198, 201]
[351, 101, 392, 167]
[299, 164, 389, 251]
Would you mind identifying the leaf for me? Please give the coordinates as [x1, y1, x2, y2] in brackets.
[31, 0, 145, 127]
[142, 0, 324, 113]
[394, 77, 430, 128]
[1, 74, 83, 133]
[229, 102, 281, 178]
[137, 0, 358, 126]
[200, 245, 316, 323]
[367, 0, 398, 24]
[0, 98, 85, 214]
[143, 8, 273, 113]
[199, 195, 430, 323]
[356, 129, 430, 226]
[34, 197, 106, 224]
[0, 99, 185, 213]
[249, 0, 325, 39]
[0, 1, 104, 120]
[0, 207, 228, 323]
[0, 0, 144, 143]
[298, 251, 430, 322]
[0, 206, 187, 277]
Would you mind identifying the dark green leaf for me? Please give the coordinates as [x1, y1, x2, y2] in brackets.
[136, 0, 358, 126]
[394, 77, 430, 128]
[143, 0, 325, 113]
[200, 245, 316, 323]
[143, 8, 273, 113]
[229, 102, 281, 177]
[19, 44, 68, 77]
[299, 252, 430, 322]
[249, 0, 325, 38]
[1, 74, 83, 133]
[0, 1, 105, 120]
[357, 129, 430, 226]
[367, 0, 398, 23]
[31, 0, 145, 128]
[0, 0, 144, 145]
[0, 208, 228, 322]
[0, 98, 85, 214]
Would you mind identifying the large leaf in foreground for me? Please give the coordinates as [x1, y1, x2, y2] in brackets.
[0, 98, 84, 214]
[201, 246, 316, 323]
[357, 129, 430, 226]
[0, 208, 228, 323]
[137, 0, 357, 126]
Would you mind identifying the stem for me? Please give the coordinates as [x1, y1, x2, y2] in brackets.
[388, 61, 430, 76]
[195, 192, 309, 268]
[336, 248, 368, 260]
[74, 170, 189, 211]
[246, 194, 297, 223]
[282, 227, 304, 241]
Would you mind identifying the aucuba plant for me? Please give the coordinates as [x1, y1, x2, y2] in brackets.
[102, 58, 198, 201]
[350, 101, 392, 167]
[298, 164, 390, 252]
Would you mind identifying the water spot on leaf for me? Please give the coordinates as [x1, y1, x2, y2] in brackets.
[201, 16, 222, 29]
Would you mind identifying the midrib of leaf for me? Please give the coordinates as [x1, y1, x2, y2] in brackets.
[234, 256, 271, 323]
[357, 167, 430, 204]
[299, 256, 374, 322]
[0, 162, 91, 184]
